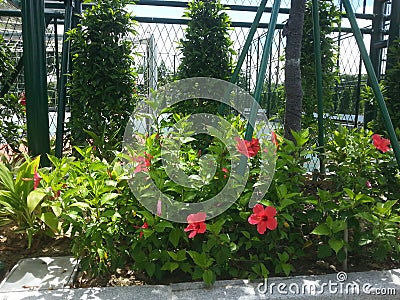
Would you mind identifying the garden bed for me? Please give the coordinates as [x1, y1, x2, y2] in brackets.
[1, 222, 399, 288]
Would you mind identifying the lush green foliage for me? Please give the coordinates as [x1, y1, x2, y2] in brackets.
[316, 127, 400, 261]
[1, 125, 399, 284]
[67, 0, 139, 161]
[175, 0, 235, 115]
[0, 157, 60, 248]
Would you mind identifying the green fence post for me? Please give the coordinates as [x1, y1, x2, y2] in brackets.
[21, 0, 50, 166]
[55, 0, 73, 158]
[217, 0, 268, 115]
[342, 0, 400, 169]
[312, 0, 325, 174]
[244, 0, 281, 140]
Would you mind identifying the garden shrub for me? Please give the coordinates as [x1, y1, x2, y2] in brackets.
[67, 0, 139, 161]
[175, 0, 235, 115]
[18, 124, 400, 285]
[316, 127, 400, 262]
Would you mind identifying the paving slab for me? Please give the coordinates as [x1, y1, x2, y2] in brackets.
[170, 269, 400, 299]
[0, 285, 171, 300]
[0, 256, 79, 293]
[0, 265, 399, 299]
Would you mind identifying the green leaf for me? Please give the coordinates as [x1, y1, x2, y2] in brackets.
[27, 190, 47, 214]
[168, 249, 187, 262]
[279, 198, 296, 210]
[276, 184, 287, 200]
[188, 251, 213, 268]
[161, 262, 179, 272]
[311, 224, 331, 236]
[155, 221, 174, 232]
[40, 212, 59, 232]
[144, 263, 156, 277]
[202, 269, 214, 286]
[328, 238, 344, 254]
[169, 228, 181, 247]
[331, 220, 347, 233]
[241, 231, 250, 239]
[0, 163, 15, 192]
[317, 244, 333, 258]
[100, 193, 119, 205]
[281, 263, 292, 276]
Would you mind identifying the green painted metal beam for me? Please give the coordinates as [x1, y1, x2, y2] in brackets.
[21, 0, 50, 166]
[244, 0, 281, 141]
[217, 0, 268, 115]
[55, 0, 73, 158]
[312, 0, 325, 174]
[342, 0, 400, 169]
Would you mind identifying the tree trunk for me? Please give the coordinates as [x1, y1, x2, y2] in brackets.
[284, 0, 306, 140]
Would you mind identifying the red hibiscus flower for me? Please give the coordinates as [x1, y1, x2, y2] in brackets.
[184, 212, 207, 238]
[33, 168, 41, 190]
[235, 137, 260, 158]
[248, 204, 278, 234]
[135, 222, 148, 238]
[372, 134, 391, 153]
[134, 152, 153, 173]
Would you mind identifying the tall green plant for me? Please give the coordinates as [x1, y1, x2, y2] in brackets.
[300, 0, 340, 127]
[175, 0, 235, 115]
[67, 0, 138, 161]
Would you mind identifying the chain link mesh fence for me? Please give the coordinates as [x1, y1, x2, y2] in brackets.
[0, 0, 394, 169]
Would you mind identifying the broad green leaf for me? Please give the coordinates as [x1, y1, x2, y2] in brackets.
[40, 212, 59, 232]
[169, 228, 181, 247]
[280, 198, 296, 210]
[331, 220, 347, 233]
[168, 249, 187, 262]
[328, 238, 344, 254]
[202, 269, 214, 285]
[161, 262, 179, 272]
[154, 221, 174, 232]
[311, 224, 331, 236]
[27, 190, 47, 214]
[0, 163, 15, 192]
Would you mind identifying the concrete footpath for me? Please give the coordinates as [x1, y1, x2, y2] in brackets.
[0, 268, 399, 299]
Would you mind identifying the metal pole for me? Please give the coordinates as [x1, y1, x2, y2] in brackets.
[55, 0, 73, 158]
[217, 0, 268, 114]
[312, 0, 325, 174]
[21, 0, 50, 166]
[364, 0, 385, 128]
[342, 0, 400, 169]
[244, 0, 281, 140]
